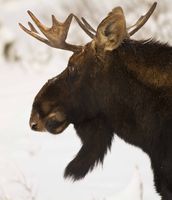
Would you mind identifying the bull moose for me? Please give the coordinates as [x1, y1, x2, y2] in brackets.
[19, 2, 172, 199]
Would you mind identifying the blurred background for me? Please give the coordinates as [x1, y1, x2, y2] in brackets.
[0, 0, 171, 199]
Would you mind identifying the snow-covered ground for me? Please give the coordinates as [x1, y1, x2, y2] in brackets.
[1, 0, 172, 199]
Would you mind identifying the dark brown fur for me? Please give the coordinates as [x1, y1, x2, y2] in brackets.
[30, 38, 172, 199]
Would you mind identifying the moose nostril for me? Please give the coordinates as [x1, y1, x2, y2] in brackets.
[31, 122, 38, 130]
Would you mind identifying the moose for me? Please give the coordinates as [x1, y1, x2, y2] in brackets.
[19, 2, 172, 199]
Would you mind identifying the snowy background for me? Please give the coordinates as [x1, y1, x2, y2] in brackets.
[0, 0, 172, 199]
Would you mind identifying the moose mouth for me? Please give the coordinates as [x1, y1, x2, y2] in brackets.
[30, 109, 69, 134]
[45, 119, 69, 134]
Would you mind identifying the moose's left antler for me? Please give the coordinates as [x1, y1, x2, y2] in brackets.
[19, 11, 82, 52]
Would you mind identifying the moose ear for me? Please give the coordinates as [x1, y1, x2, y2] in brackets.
[94, 7, 127, 52]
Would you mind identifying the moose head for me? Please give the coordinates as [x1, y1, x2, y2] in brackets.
[19, 3, 156, 135]
[20, 3, 172, 199]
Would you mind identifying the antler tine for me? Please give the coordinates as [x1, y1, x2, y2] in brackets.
[74, 15, 95, 39]
[128, 2, 157, 36]
[19, 23, 50, 45]
[19, 11, 82, 52]
[81, 17, 96, 33]
[28, 22, 38, 33]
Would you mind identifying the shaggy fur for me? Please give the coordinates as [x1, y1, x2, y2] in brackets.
[30, 39, 172, 200]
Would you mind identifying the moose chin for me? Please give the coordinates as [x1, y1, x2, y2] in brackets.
[20, 2, 172, 199]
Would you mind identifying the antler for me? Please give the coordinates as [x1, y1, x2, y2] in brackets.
[128, 2, 157, 36]
[74, 16, 96, 39]
[19, 2, 157, 52]
[72, 2, 157, 39]
[19, 11, 82, 52]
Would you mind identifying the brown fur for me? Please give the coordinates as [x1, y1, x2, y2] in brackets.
[29, 39, 172, 200]
[25, 5, 172, 199]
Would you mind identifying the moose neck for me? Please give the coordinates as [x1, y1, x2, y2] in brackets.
[105, 39, 172, 154]
[118, 39, 172, 88]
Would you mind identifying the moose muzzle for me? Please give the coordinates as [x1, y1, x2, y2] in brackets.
[29, 110, 69, 134]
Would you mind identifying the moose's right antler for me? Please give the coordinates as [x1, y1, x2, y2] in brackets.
[72, 2, 157, 39]
[128, 2, 157, 36]
[73, 16, 96, 39]
[19, 11, 82, 52]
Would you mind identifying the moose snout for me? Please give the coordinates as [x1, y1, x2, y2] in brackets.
[30, 122, 38, 131]
[29, 117, 40, 131]
[29, 112, 45, 132]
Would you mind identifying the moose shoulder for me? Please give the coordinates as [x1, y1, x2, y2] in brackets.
[20, 2, 172, 199]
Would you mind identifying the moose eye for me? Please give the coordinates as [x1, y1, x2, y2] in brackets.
[68, 65, 79, 82]
[68, 65, 75, 73]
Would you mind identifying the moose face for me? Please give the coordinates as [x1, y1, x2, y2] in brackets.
[29, 43, 101, 134]
[29, 78, 70, 134]
[19, 3, 157, 135]
[28, 66, 74, 135]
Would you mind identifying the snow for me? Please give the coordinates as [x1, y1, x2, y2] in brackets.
[1, 0, 171, 199]
[107, 167, 143, 200]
